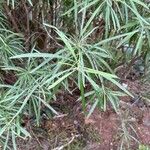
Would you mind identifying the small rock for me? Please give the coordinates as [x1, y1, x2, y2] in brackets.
[85, 118, 96, 125]
[143, 116, 150, 127]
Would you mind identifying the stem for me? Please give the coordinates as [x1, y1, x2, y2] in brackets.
[3, 3, 20, 33]
[80, 76, 86, 112]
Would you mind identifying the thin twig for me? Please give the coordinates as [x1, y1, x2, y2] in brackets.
[3, 3, 20, 33]
[52, 135, 80, 150]
[21, 0, 30, 51]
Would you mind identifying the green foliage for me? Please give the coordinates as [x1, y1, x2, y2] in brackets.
[118, 110, 139, 150]
[139, 144, 150, 150]
[0, 0, 150, 149]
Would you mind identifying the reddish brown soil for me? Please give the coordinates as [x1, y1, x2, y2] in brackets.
[87, 79, 150, 150]
[88, 107, 150, 150]
[15, 79, 150, 150]
[88, 109, 119, 150]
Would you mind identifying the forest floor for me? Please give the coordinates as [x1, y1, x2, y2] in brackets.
[15, 71, 150, 150]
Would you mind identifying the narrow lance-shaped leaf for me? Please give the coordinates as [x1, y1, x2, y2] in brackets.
[44, 24, 77, 61]
[48, 70, 74, 90]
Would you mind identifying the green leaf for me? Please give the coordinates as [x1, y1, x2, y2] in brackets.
[87, 98, 99, 118]
[48, 70, 74, 90]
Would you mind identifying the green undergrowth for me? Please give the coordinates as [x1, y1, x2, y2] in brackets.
[138, 145, 150, 150]
[0, 0, 150, 149]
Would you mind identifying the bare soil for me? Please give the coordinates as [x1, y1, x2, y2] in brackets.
[15, 78, 150, 150]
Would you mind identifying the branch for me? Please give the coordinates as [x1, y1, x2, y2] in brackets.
[52, 135, 80, 150]
[3, 3, 20, 33]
